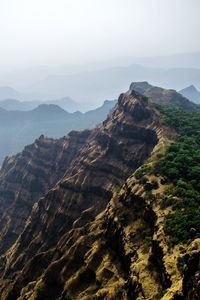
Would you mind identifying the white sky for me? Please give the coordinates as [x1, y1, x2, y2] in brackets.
[0, 0, 199, 71]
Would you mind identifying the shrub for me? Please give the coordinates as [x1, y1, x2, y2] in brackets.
[155, 106, 200, 244]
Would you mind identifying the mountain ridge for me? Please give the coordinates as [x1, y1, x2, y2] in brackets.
[0, 97, 78, 113]
[0, 84, 199, 299]
[130, 81, 199, 111]
[27, 65, 200, 102]
[0, 89, 160, 299]
[0, 100, 117, 164]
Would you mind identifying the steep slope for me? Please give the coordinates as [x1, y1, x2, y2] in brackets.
[0, 90, 159, 299]
[84, 100, 117, 125]
[0, 132, 90, 256]
[179, 85, 200, 104]
[1, 87, 199, 299]
[130, 81, 199, 112]
[16, 164, 199, 300]
[4, 104, 199, 300]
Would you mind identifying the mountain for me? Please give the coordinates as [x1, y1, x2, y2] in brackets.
[130, 81, 199, 111]
[0, 100, 116, 163]
[0, 97, 79, 112]
[28, 65, 200, 103]
[0, 80, 196, 164]
[0, 52, 199, 90]
[0, 86, 199, 299]
[49, 97, 79, 112]
[0, 89, 159, 299]
[179, 85, 200, 104]
[1, 63, 200, 106]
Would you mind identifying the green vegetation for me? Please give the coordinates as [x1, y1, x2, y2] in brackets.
[134, 168, 145, 180]
[155, 106, 200, 245]
[134, 164, 151, 180]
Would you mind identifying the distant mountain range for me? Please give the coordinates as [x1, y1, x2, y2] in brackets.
[0, 96, 79, 112]
[26, 65, 200, 103]
[0, 99, 116, 163]
[0, 52, 200, 88]
[179, 85, 200, 104]
[0, 80, 198, 164]
[0, 52, 200, 107]
[0, 53, 200, 105]
[0, 86, 52, 102]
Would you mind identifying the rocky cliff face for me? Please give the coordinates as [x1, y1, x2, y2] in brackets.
[0, 90, 160, 299]
[0, 130, 91, 257]
[0, 136, 65, 256]
[15, 171, 199, 300]
[0, 87, 199, 299]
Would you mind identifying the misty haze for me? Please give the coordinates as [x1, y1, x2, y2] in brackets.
[0, 1, 199, 299]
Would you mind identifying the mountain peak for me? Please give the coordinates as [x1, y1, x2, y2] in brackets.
[179, 84, 200, 104]
[130, 81, 152, 92]
[130, 81, 199, 111]
[181, 84, 198, 93]
[33, 103, 67, 114]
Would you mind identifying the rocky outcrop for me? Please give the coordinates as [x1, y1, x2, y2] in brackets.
[0, 90, 160, 299]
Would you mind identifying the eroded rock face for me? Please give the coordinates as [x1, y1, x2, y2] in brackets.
[9, 144, 199, 300]
[0, 91, 159, 299]
[0, 131, 91, 257]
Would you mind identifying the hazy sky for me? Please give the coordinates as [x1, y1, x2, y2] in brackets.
[0, 0, 199, 71]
